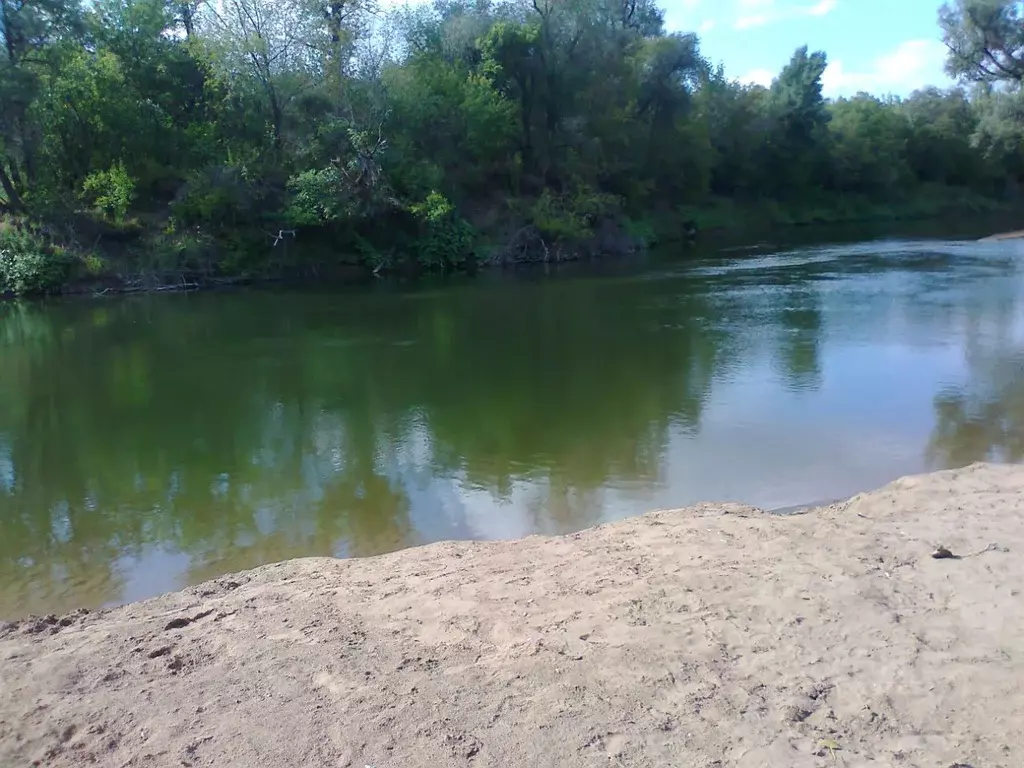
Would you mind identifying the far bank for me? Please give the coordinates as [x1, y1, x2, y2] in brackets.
[3, 190, 1021, 299]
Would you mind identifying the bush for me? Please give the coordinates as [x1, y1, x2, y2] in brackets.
[0, 224, 71, 296]
[409, 191, 475, 269]
[530, 186, 620, 242]
[171, 165, 269, 229]
[81, 162, 136, 223]
[622, 216, 657, 249]
[286, 168, 345, 226]
[138, 228, 217, 274]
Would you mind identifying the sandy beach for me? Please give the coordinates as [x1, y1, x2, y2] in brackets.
[980, 229, 1024, 241]
[1, 462, 1022, 768]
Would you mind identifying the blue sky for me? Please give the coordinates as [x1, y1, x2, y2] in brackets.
[661, 0, 954, 97]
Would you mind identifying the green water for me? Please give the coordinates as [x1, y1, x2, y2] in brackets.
[2, 231, 1023, 616]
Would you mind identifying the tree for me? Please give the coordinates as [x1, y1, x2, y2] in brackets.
[0, 0, 82, 209]
[695, 69, 770, 197]
[631, 33, 710, 202]
[4, 0, 1024, 289]
[200, 0, 322, 150]
[967, 84, 1024, 188]
[829, 94, 911, 194]
[900, 87, 979, 187]
[940, 0, 1024, 83]
[762, 46, 832, 195]
[478, 20, 543, 178]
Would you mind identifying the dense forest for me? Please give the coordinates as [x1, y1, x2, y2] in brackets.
[1, 0, 1024, 292]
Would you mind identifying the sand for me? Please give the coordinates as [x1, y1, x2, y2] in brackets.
[1, 463, 1022, 768]
[980, 229, 1024, 241]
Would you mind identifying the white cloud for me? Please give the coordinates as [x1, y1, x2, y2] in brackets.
[698, 19, 717, 32]
[822, 39, 950, 97]
[662, 0, 706, 33]
[806, 0, 837, 15]
[734, 0, 837, 29]
[735, 0, 774, 28]
[735, 13, 773, 29]
[739, 68, 775, 87]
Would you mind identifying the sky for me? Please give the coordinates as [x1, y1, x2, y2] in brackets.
[661, 0, 954, 97]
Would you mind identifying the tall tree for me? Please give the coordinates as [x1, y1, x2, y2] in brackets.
[829, 94, 911, 194]
[0, 0, 82, 209]
[200, 0, 321, 150]
[763, 46, 831, 195]
[900, 87, 979, 187]
[940, 0, 1024, 83]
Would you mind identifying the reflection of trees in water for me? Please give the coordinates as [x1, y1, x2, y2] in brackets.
[8, 249, 1021, 613]
[700, 266, 825, 393]
[0, 297, 421, 612]
[927, 289, 1024, 467]
[0, 278, 757, 611]
[928, 326, 1024, 466]
[930, 384, 1024, 465]
[776, 287, 823, 391]
[413, 280, 732, 531]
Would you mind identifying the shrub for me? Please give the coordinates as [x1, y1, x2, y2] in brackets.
[286, 167, 345, 226]
[622, 216, 657, 249]
[531, 186, 620, 242]
[171, 165, 268, 229]
[409, 191, 475, 269]
[531, 189, 588, 241]
[0, 224, 71, 296]
[81, 162, 136, 223]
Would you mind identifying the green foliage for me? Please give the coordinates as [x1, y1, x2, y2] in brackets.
[138, 228, 216, 274]
[621, 216, 658, 248]
[968, 86, 1024, 182]
[170, 165, 267, 229]
[763, 46, 833, 194]
[1, 0, 1024, 294]
[829, 95, 912, 193]
[940, 0, 1024, 83]
[0, 223, 70, 296]
[286, 168, 345, 226]
[531, 190, 591, 242]
[80, 250, 107, 276]
[385, 50, 518, 197]
[900, 87, 979, 186]
[531, 187, 620, 242]
[81, 163, 136, 223]
[409, 191, 475, 269]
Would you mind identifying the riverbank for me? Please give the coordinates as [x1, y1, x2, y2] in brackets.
[980, 229, 1024, 241]
[2, 190, 1018, 298]
[2, 463, 1021, 768]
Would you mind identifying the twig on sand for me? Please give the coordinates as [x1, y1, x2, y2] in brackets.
[817, 738, 842, 760]
[931, 542, 1007, 560]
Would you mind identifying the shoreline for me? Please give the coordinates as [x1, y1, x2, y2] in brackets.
[2, 462, 1023, 767]
[980, 228, 1024, 241]
[5, 198, 1020, 300]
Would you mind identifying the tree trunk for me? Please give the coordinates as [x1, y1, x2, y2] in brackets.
[180, 2, 196, 37]
[268, 87, 284, 151]
[0, 160, 24, 211]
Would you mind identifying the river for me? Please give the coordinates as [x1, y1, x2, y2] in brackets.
[2, 225, 1023, 616]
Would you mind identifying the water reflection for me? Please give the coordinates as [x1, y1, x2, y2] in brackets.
[928, 292, 1024, 466]
[1, 235, 1022, 616]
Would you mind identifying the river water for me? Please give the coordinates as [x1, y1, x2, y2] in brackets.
[2, 227, 1023, 616]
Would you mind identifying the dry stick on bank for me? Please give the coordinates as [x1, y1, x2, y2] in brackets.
[493, 225, 551, 264]
[931, 542, 1006, 560]
[265, 228, 297, 275]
